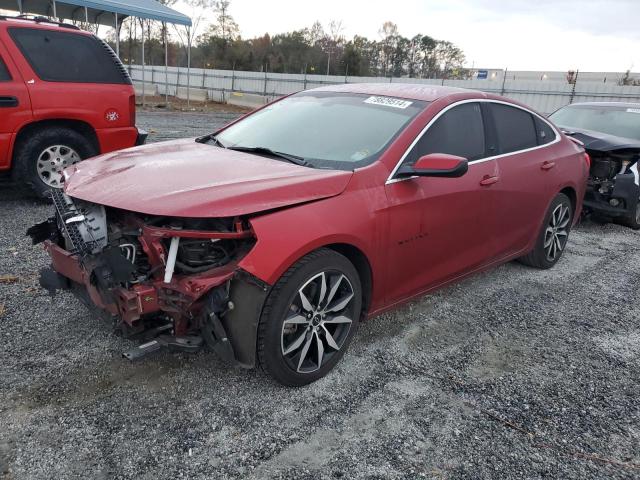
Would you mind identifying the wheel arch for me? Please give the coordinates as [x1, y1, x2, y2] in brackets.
[12, 119, 100, 161]
[323, 243, 373, 319]
[559, 185, 577, 217]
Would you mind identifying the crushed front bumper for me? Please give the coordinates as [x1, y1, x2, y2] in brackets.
[584, 172, 640, 218]
[43, 239, 236, 325]
[41, 240, 269, 367]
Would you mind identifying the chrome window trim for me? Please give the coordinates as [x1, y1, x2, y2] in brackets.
[386, 98, 562, 185]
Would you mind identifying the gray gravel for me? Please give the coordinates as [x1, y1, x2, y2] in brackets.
[1, 110, 639, 480]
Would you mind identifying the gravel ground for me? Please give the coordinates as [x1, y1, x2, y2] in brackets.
[1, 110, 639, 480]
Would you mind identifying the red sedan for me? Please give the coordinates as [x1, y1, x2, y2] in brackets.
[29, 84, 589, 386]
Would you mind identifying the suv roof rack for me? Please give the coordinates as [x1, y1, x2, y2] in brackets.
[0, 14, 80, 30]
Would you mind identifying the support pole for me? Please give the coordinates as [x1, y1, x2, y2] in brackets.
[569, 69, 579, 104]
[500, 68, 507, 96]
[52, 0, 57, 19]
[263, 66, 267, 96]
[114, 14, 119, 57]
[186, 25, 191, 108]
[164, 22, 168, 107]
[17, 0, 22, 14]
[84, 6, 88, 22]
[141, 20, 145, 107]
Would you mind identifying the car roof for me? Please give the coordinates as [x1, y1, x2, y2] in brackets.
[0, 15, 85, 33]
[563, 101, 640, 108]
[310, 83, 474, 102]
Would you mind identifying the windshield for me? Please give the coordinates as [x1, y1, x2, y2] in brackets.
[549, 104, 640, 141]
[215, 91, 427, 170]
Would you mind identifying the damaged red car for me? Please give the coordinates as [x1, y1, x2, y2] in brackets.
[29, 84, 589, 386]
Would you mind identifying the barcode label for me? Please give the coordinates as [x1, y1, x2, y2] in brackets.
[364, 96, 413, 109]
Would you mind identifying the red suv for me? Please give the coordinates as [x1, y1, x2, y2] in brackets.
[0, 16, 145, 198]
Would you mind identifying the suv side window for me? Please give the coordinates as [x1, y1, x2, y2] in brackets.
[0, 56, 11, 81]
[404, 102, 486, 165]
[535, 117, 556, 145]
[490, 103, 538, 154]
[8, 28, 129, 84]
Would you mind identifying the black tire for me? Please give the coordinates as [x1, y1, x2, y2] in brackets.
[619, 201, 640, 230]
[519, 193, 573, 269]
[258, 248, 362, 386]
[13, 127, 97, 199]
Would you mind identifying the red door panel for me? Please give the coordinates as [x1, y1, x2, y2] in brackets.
[0, 38, 32, 170]
[493, 150, 555, 256]
[485, 103, 560, 257]
[383, 159, 500, 303]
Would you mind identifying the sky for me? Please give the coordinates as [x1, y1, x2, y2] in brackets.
[180, 0, 640, 72]
[1, 0, 637, 72]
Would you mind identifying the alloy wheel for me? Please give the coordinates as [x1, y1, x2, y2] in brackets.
[281, 271, 355, 374]
[36, 145, 81, 188]
[544, 203, 570, 262]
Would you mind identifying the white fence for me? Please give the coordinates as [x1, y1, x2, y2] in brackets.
[129, 65, 640, 115]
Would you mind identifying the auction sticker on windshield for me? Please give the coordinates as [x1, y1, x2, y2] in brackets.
[364, 96, 413, 109]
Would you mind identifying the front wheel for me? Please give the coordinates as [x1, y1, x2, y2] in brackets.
[620, 201, 640, 230]
[258, 249, 362, 386]
[519, 193, 573, 269]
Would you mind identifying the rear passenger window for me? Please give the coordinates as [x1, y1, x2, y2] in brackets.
[9, 28, 130, 84]
[405, 102, 486, 164]
[535, 117, 556, 145]
[0, 56, 10, 81]
[491, 103, 537, 154]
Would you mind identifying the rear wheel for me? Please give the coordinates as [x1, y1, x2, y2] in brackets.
[519, 193, 573, 269]
[258, 249, 362, 386]
[13, 127, 97, 199]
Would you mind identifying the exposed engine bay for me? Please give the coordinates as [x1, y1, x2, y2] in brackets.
[27, 189, 267, 365]
[587, 150, 639, 208]
[563, 129, 640, 226]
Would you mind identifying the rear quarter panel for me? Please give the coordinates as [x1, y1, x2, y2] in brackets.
[550, 136, 589, 223]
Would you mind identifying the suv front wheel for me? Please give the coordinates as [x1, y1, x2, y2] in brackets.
[14, 127, 97, 199]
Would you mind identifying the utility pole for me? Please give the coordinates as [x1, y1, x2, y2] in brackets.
[326, 49, 331, 77]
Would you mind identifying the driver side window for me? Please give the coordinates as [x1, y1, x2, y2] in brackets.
[404, 102, 486, 166]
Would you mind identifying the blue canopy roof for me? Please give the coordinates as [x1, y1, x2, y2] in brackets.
[0, 0, 191, 26]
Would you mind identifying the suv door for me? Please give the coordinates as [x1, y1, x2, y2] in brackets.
[384, 101, 501, 303]
[486, 102, 559, 257]
[0, 41, 32, 170]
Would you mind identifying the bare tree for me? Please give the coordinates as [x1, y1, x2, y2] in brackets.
[173, 0, 213, 62]
[305, 21, 325, 46]
[378, 21, 399, 76]
[210, 0, 239, 41]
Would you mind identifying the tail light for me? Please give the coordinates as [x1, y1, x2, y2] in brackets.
[584, 152, 591, 169]
[129, 94, 136, 126]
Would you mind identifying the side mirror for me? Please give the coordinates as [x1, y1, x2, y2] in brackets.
[396, 153, 468, 178]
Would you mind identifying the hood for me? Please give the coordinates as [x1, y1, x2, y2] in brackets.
[64, 139, 353, 217]
[559, 126, 640, 153]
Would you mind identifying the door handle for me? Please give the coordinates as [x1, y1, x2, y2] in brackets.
[541, 160, 556, 170]
[0, 96, 18, 108]
[479, 175, 499, 186]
